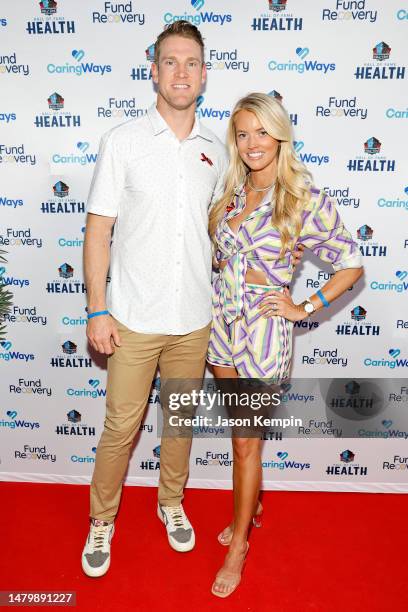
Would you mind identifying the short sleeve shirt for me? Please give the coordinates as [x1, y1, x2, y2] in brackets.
[87, 104, 229, 334]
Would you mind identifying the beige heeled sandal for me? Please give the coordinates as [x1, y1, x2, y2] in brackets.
[211, 542, 249, 599]
[217, 503, 263, 546]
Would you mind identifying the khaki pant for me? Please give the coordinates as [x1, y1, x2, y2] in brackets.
[90, 320, 210, 522]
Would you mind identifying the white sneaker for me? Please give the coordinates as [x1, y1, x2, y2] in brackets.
[157, 503, 195, 552]
[81, 519, 115, 577]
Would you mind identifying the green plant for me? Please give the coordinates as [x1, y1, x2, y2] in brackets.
[0, 250, 13, 341]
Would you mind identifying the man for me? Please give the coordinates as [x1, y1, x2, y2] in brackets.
[81, 21, 228, 578]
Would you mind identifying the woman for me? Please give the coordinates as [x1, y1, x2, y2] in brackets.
[207, 93, 363, 598]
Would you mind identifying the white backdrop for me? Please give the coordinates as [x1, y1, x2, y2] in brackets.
[1, 0, 408, 493]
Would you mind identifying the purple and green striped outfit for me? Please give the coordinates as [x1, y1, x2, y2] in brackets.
[207, 185, 362, 379]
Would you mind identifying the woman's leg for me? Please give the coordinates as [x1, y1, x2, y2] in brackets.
[211, 364, 262, 596]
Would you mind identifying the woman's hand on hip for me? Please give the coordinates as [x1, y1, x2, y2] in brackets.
[258, 287, 307, 322]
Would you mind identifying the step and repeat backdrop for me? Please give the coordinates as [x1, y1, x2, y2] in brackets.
[1, 0, 407, 492]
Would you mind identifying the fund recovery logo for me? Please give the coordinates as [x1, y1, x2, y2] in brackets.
[323, 186, 360, 209]
[293, 140, 329, 166]
[205, 49, 250, 73]
[354, 42, 406, 79]
[347, 137, 396, 172]
[321, 0, 378, 22]
[26, 1, 76, 35]
[0, 228, 42, 249]
[34, 93, 81, 128]
[0, 144, 36, 165]
[2, 305, 47, 327]
[315, 96, 368, 120]
[251, 0, 304, 31]
[0, 52, 30, 76]
[47, 49, 112, 76]
[268, 47, 336, 74]
[0, 341, 35, 363]
[194, 451, 232, 467]
[92, 1, 145, 25]
[377, 186, 408, 212]
[15, 445, 56, 463]
[97, 97, 146, 119]
[383, 455, 408, 471]
[66, 378, 106, 399]
[0, 411, 40, 430]
[41, 181, 85, 214]
[262, 451, 311, 470]
[9, 378, 52, 397]
[163, 0, 232, 27]
[52, 140, 97, 166]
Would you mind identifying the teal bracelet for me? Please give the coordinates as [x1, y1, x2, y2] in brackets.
[87, 310, 109, 319]
[316, 289, 330, 308]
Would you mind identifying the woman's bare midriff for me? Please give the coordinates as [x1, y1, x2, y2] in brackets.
[218, 260, 269, 285]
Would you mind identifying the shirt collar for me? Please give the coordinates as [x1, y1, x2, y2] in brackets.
[147, 104, 213, 142]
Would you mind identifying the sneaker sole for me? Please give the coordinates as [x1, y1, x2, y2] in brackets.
[157, 506, 195, 553]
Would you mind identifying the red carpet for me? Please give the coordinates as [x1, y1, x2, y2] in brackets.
[1, 483, 407, 611]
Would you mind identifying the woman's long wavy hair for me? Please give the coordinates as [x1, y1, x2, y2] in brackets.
[208, 92, 313, 257]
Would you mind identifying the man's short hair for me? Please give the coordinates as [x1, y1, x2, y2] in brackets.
[154, 20, 205, 64]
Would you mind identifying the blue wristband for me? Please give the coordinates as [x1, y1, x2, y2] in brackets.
[316, 290, 330, 308]
[87, 310, 109, 319]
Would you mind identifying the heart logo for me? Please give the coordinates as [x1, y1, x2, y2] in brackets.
[77, 142, 89, 152]
[295, 47, 309, 59]
[293, 141, 304, 152]
[0, 341, 12, 350]
[281, 382, 292, 393]
[6, 410, 17, 419]
[382, 420, 392, 428]
[196, 95, 204, 108]
[396, 270, 407, 280]
[88, 379, 100, 388]
[389, 348, 401, 358]
[0, 267, 5, 276]
[277, 451, 289, 460]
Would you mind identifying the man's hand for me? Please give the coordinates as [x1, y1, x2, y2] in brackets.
[87, 315, 121, 355]
[291, 243, 305, 269]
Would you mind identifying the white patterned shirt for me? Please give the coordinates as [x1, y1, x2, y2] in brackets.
[86, 104, 228, 334]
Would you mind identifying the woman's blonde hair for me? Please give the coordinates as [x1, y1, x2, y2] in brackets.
[208, 92, 313, 257]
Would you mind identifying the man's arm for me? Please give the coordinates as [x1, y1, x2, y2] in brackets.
[84, 212, 121, 354]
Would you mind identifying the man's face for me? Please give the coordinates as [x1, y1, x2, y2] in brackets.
[152, 35, 206, 111]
